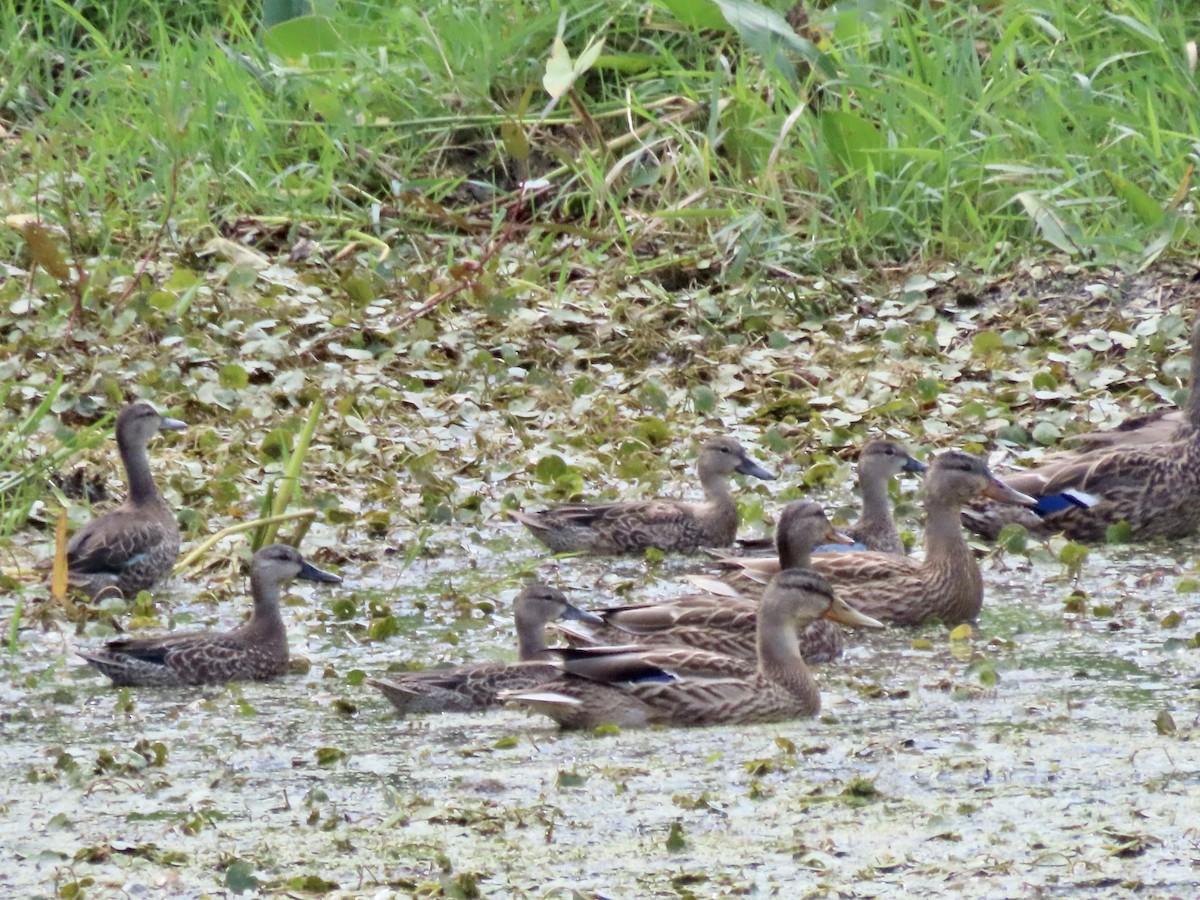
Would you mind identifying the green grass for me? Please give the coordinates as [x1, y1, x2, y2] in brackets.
[2, 0, 1196, 290]
[0, 376, 110, 535]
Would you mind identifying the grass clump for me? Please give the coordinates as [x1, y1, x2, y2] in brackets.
[0, 0, 1195, 292]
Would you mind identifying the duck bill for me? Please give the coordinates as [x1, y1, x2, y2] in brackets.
[159, 417, 188, 432]
[559, 602, 605, 625]
[298, 561, 342, 584]
[823, 596, 885, 629]
[826, 527, 854, 545]
[981, 478, 1038, 508]
[736, 458, 776, 481]
[902, 456, 928, 474]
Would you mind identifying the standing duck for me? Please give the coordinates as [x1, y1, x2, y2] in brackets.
[508, 437, 775, 554]
[963, 314, 1200, 542]
[500, 567, 883, 729]
[555, 501, 862, 664]
[53, 402, 186, 600]
[366, 584, 603, 715]
[77, 544, 340, 686]
[716, 452, 1036, 626]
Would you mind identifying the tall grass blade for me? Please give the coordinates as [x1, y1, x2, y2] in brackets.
[259, 399, 322, 548]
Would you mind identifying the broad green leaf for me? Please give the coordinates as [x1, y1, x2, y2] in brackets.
[666, 820, 687, 852]
[1031, 421, 1061, 445]
[713, 0, 834, 79]
[821, 110, 886, 175]
[225, 861, 259, 895]
[971, 331, 1004, 355]
[1105, 171, 1164, 226]
[262, 0, 312, 31]
[1013, 191, 1085, 256]
[654, 0, 726, 30]
[263, 16, 344, 60]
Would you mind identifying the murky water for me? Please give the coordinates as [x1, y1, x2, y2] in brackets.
[4, 527, 1199, 898]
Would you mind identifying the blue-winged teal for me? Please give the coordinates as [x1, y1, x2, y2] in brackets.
[719, 452, 1037, 626]
[963, 314, 1200, 542]
[508, 437, 774, 555]
[555, 501, 860, 664]
[78, 544, 340, 686]
[500, 568, 882, 729]
[366, 584, 603, 715]
[57, 402, 186, 600]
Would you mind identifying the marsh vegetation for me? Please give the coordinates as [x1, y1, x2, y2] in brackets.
[2, 0, 1199, 895]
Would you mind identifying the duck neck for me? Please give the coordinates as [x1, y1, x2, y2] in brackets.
[921, 495, 982, 620]
[246, 572, 286, 639]
[858, 469, 893, 534]
[514, 610, 549, 661]
[698, 469, 738, 543]
[1186, 322, 1200, 429]
[757, 619, 820, 715]
[118, 432, 159, 506]
[776, 532, 812, 571]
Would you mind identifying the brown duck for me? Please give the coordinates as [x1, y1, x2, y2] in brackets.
[366, 584, 603, 715]
[508, 437, 775, 555]
[717, 451, 1036, 626]
[500, 568, 883, 729]
[78, 545, 340, 686]
[555, 501, 860, 664]
[51, 402, 186, 600]
[962, 313, 1200, 542]
[736, 439, 925, 556]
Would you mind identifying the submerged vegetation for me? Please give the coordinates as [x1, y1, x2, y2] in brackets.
[2, 0, 1200, 895]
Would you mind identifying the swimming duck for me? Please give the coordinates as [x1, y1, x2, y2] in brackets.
[555, 501, 858, 664]
[500, 567, 883, 729]
[77, 544, 340, 686]
[962, 314, 1200, 542]
[716, 451, 1037, 626]
[54, 402, 186, 600]
[366, 584, 603, 715]
[508, 437, 775, 554]
[736, 439, 925, 556]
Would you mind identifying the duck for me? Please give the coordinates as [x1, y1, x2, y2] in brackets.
[735, 439, 925, 556]
[365, 584, 604, 715]
[962, 314, 1200, 542]
[554, 500, 858, 664]
[499, 567, 883, 729]
[52, 402, 186, 600]
[715, 451, 1037, 626]
[508, 437, 775, 555]
[77, 544, 340, 686]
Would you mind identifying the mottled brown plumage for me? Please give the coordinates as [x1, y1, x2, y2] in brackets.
[78, 545, 340, 686]
[366, 585, 603, 715]
[963, 315, 1200, 542]
[556, 501, 855, 664]
[501, 568, 883, 729]
[717, 452, 1036, 626]
[736, 439, 925, 556]
[508, 437, 774, 555]
[55, 402, 186, 600]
